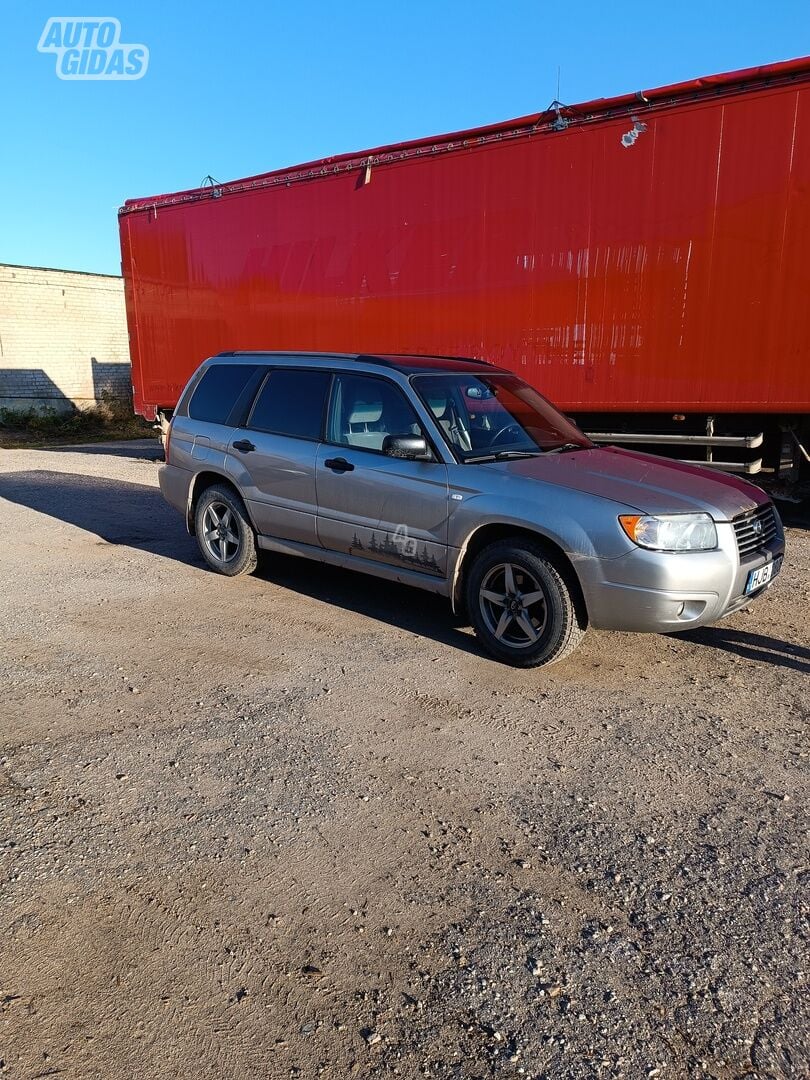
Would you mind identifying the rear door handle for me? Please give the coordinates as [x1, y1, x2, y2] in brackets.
[232, 439, 255, 453]
[324, 457, 354, 473]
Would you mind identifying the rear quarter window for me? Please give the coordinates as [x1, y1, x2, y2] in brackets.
[188, 364, 257, 424]
[248, 369, 331, 440]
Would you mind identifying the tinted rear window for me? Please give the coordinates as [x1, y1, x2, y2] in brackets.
[188, 364, 257, 424]
[248, 369, 331, 440]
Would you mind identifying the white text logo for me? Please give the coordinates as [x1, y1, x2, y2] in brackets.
[38, 17, 149, 80]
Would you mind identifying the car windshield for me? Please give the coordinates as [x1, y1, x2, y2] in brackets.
[411, 372, 592, 460]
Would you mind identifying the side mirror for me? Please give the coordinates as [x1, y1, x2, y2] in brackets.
[382, 434, 431, 460]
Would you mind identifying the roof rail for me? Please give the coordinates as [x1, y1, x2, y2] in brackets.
[211, 349, 494, 368]
[355, 352, 493, 368]
[354, 354, 400, 367]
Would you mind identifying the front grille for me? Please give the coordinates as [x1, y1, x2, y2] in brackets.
[733, 503, 778, 558]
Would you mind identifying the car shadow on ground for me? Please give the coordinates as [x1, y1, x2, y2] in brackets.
[678, 626, 810, 673]
[0, 468, 200, 565]
[44, 439, 164, 461]
[0, 467, 479, 654]
[252, 553, 483, 656]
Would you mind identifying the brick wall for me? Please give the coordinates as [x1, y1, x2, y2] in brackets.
[0, 263, 131, 413]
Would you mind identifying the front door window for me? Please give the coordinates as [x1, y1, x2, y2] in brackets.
[327, 373, 424, 453]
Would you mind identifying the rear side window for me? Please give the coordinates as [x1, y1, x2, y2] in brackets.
[248, 369, 331, 440]
[188, 364, 257, 424]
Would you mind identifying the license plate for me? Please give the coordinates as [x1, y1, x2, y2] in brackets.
[745, 557, 782, 594]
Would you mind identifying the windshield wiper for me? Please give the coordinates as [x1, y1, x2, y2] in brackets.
[464, 450, 542, 463]
[545, 443, 586, 455]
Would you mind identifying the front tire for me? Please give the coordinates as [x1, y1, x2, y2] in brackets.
[466, 539, 585, 667]
[194, 484, 258, 577]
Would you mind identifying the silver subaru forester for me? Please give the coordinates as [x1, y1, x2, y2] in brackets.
[158, 352, 786, 667]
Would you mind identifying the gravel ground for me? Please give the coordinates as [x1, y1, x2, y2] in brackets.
[0, 442, 807, 1080]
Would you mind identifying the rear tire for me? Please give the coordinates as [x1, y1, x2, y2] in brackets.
[194, 484, 258, 577]
[466, 539, 585, 667]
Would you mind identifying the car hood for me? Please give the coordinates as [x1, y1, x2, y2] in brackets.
[479, 446, 767, 519]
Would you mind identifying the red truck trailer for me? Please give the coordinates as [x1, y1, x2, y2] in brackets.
[119, 56, 810, 481]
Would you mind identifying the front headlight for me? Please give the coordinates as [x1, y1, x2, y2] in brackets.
[619, 512, 717, 551]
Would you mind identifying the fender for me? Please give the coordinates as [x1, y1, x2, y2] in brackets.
[446, 486, 636, 613]
[186, 466, 261, 535]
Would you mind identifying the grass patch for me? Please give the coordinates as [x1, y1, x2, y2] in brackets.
[0, 394, 156, 448]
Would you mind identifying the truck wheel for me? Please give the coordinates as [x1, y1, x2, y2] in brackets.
[194, 484, 258, 577]
[466, 539, 585, 667]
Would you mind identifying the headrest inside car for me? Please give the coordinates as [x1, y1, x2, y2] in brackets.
[349, 401, 383, 425]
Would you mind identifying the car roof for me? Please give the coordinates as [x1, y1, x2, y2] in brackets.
[211, 350, 507, 375]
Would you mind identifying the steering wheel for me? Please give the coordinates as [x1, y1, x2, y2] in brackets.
[490, 422, 524, 446]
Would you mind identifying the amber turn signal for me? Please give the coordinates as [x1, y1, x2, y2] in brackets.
[618, 515, 642, 541]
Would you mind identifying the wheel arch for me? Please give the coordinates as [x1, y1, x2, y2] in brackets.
[451, 522, 589, 627]
[187, 470, 250, 534]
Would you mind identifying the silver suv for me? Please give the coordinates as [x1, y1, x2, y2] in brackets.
[159, 352, 785, 667]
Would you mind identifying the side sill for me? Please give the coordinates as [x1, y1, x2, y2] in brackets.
[256, 534, 451, 597]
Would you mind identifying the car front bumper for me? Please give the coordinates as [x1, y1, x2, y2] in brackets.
[576, 522, 785, 633]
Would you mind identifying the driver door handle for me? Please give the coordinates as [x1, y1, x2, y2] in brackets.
[324, 457, 354, 473]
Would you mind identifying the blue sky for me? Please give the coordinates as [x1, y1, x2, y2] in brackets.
[1, 1, 808, 275]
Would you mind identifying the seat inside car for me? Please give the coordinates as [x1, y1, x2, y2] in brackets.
[426, 390, 472, 452]
[342, 385, 421, 451]
[345, 399, 386, 450]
